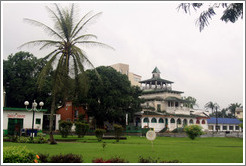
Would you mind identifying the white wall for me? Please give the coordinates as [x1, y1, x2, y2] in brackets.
[3, 110, 45, 130]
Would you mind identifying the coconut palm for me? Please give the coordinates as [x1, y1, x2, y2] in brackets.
[228, 103, 242, 117]
[204, 101, 217, 116]
[20, 4, 113, 144]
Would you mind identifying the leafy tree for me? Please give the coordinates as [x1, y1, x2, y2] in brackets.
[20, 4, 112, 144]
[85, 66, 142, 127]
[182, 96, 198, 109]
[228, 103, 242, 117]
[184, 125, 204, 140]
[177, 3, 243, 31]
[59, 120, 73, 138]
[3, 51, 52, 109]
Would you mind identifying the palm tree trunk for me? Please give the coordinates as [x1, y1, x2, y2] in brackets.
[49, 92, 57, 144]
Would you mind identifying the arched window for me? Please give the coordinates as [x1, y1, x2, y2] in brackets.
[189, 119, 193, 124]
[177, 119, 181, 124]
[196, 120, 200, 124]
[143, 118, 149, 123]
[202, 120, 206, 124]
[151, 118, 157, 123]
[183, 119, 187, 125]
[171, 118, 175, 123]
[159, 118, 164, 123]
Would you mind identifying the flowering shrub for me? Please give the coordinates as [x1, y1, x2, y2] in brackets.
[3, 146, 36, 163]
[184, 125, 204, 140]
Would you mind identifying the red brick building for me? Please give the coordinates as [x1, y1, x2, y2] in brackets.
[56, 101, 88, 122]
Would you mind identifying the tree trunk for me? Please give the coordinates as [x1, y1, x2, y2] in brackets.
[49, 93, 57, 144]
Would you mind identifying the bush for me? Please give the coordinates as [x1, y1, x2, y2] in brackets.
[113, 124, 123, 142]
[92, 156, 128, 163]
[138, 156, 181, 163]
[50, 153, 83, 163]
[172, 127, 184, 133]
[3, 146, 36, 163]
[75, 122, 89, 138]
[184, 125, 204, 140]
[95, 129, 106, 142]
[38, 153, 49, 163]
[59, 120, 73, 138]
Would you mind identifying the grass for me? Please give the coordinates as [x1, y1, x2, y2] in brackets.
[3, 136, 243, 163]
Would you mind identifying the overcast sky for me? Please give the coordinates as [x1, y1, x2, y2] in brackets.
[2, 2, 244, 110]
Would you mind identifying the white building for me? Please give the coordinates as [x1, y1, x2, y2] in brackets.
[134, 67, 209, 132]
[3, 107, 60, 136]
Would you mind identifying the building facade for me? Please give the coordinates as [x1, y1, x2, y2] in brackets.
[3, 107, 48, 136]
[134, 67, 209, 132]
[207, 118, 242, 132]
[56, 101, 88, 122]
[235, 107, 243, 119]
[110, 63, 142, 86]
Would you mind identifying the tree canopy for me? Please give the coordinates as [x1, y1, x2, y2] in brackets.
[85, 66, 143, 127]
[3, 51, 52, 109]
[177, 3, 243, 31]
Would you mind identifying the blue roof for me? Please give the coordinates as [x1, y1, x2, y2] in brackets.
[207, 118, 242, 124]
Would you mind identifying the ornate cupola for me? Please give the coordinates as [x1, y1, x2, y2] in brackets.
[152, 67, 161, 78]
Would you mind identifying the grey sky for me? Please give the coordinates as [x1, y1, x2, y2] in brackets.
[2, 2, 244, 110]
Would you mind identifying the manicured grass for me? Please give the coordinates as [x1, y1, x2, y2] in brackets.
[3, 136, 243, 163]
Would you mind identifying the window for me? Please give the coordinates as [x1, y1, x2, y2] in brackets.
[183, 119, 187, 125]
[143, 118, 149, 123]
[35, 118, 41, 124]
[175, 102, 179, 107]
[171, 118, 175, 123]
[229, 126, 234, 130]
[151, 118, 157, 123]
[159, 118, 164, 123]
[223, 126, 227, 130]
[202, 120, 206, 124]
[157, 104, 161, 112]
[177, 119, 181, 124]
[209, 125, 214, 130]
[216, 125, 221, 131]
[189, 119, 193, 124]
[74, 110, 79, 118]
[196, 120, 200, 124]
[235, 126, 239, 130]
[168, 101, 171, 107]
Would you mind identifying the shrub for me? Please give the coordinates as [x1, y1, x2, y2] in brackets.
[172, 127, 184, 133]
[50, 153, 83, 163]
[59, 120, 73, 138]
[184, 125, 204, 140]
[3, 146, 36, 163]
[113, 124, 123, 142]
[95, 128, 106, 142]
[138, 156, 181, 163]
[38, 153, 49, 163]
[92, 156, 128, 163]
[75, 122, 89, 138]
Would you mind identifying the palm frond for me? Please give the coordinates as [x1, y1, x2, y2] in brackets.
[221, 3, 243, 23]
[19, 40, 60, 49]
[75, 41, 115, 50]
[72, 34, 98, 43]
[195, 7, 216, 32]
[23, 18, 64, 41]
[72, 12, 102, 39]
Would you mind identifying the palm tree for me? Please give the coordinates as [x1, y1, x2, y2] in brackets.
[20, 4, 113, 144]
[204, 101, 216, 116]
[228, 103, 242, 117]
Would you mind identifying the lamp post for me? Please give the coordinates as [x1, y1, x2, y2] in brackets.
[24, 100, 44, 139]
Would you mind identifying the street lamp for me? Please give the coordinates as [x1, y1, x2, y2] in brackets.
[24, 100, 44, 139]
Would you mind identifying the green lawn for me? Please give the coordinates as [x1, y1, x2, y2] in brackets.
[3, 136, 243, 163]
